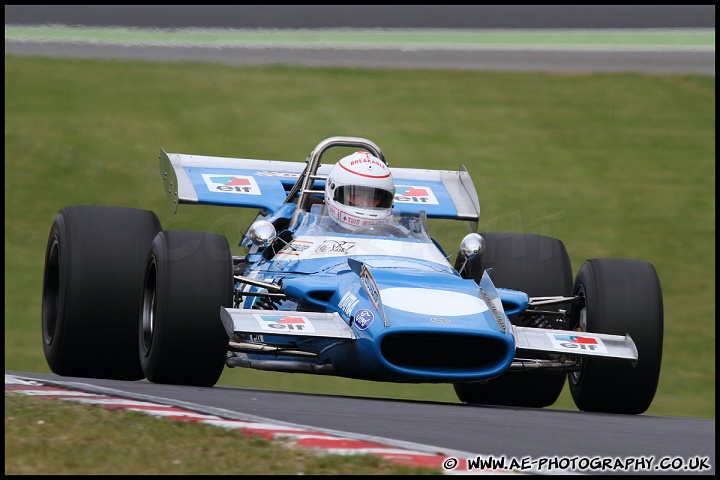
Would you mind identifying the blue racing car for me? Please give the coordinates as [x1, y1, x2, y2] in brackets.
[42, 136, 663, 414]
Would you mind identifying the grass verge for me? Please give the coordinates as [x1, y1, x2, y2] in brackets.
[4, 54, 715, 419]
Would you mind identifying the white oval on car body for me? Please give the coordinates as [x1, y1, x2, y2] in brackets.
[380, 287, 488, 316]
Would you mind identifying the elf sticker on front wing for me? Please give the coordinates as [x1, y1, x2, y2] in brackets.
[202, 174, 261, 195]
[547, 333, 608, 354]
[394, 185, 439, 205]
[253, 314, 316, 333]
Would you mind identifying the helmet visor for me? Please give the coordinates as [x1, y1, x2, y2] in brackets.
[334, 185, 394, 209]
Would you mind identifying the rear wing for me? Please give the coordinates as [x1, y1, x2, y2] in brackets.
[159, 137, 480, 227]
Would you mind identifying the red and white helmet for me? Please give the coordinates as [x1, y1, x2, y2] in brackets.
[324, 151, 395, 231]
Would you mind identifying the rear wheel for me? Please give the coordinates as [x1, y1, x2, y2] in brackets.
[140, 230, 233, 387]
[569, 259, 663, 414]
[453, 232, 573, 407]
[42, 205, 161, 380]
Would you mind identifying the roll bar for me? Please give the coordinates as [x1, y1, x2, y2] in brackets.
[288, 136, 386, 227]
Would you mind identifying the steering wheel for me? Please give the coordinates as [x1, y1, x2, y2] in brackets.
[355, 224, 409, 238]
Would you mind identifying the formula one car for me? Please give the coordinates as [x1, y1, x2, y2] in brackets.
[42, 136, 663, 414]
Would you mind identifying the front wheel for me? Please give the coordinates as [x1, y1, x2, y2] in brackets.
[140, 230, 233, 387]
[569, 259, 663, 414]
[453, 232, 573, 408]
[42, 206, 162, 380]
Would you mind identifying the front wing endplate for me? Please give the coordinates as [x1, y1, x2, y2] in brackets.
[221, 307, 356, 340]
[513, 326, 638, 361]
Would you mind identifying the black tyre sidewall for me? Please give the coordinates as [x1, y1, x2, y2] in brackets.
[569, 258, 663, 414]
[454, 232, 573, 407]
[42, 205, 161, 379]
[140, 230, 232, 387]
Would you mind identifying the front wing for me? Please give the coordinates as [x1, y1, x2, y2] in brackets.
[220, 307, 638, 362]
[513, 326, 638, 361]
[220, 307, 355, 340]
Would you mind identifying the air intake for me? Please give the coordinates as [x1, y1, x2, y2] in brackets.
[381, 333, 509, 371]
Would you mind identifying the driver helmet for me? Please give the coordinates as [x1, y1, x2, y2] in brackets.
[324, 151, 395, 231]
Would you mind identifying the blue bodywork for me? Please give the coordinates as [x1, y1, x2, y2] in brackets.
[232, 204, 520, 383]
[159, 138, 531, 384]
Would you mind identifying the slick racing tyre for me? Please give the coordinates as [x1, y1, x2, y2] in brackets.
[569, 259, 663, 414]
[42, 205, 162, 380]
[453, 232, 573, 408]
[140, 230, 233, 387]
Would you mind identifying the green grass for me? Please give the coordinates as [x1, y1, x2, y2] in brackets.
[4, 54, 715, 423]
[4, 392, 439, 475]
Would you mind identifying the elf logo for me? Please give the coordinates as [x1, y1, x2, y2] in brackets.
[202, 174, 261, 195]
[253, 314, 316, 333]
[394, 185, 438, 205]
[549, 334, 608, 353]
